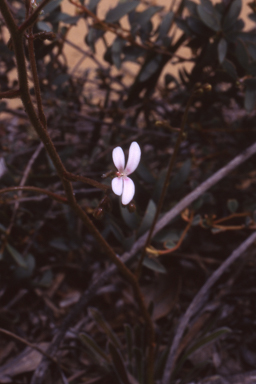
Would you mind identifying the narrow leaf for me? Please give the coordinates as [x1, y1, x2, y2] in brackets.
[138, 199, 156, 237]
[79, 333, 110, 364]
[6, 243, 27, 268]
[218, 38, 227, 64]
[223, 0, 242, 31]
[143, 256, 167, 274]
[197, 0, 221, 31]
[89, 307, 121, 348]
[227, 199, 239, 213]
[109, 342, 130, 384]
[106, 1, 140, 23]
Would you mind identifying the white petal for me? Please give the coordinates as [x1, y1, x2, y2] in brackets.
[112, 177, 123, 196]
[112, 146, 125, 171]
[125, 141, 141, 175]
[122, 177, 135, 205]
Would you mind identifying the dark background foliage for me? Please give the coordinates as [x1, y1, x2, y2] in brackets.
[1, 0, 256, 383]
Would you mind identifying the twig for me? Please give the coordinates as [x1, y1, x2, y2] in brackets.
[0, 328, 58, 365]
[162, 230, 256, 384]
[0, 186, 68, 204]
[0, 89, 21, 99]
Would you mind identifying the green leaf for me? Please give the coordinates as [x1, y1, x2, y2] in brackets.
[6, 243, 27, 268]
[235, 39, 249, 70]
[55, 12, 80, 25]
[133, 346, 144, 384]
[186, 327, 231, 358]
[136, 163, 155, 184]
[124, 324, 133, 364]
[14, 254, 35, 279]
[223, 0, 241, 31]
[49, 238, 69, 251]
[111, 37, 126, 69]
[142, 256, 167, 274]
[192, 214, 202, 226]
[153, 230, 179, 243]
[139, 54, 162, 82]
[0, 223, 7, 233]
[244, 78, 256, 112]
[79, 333, 110, 364]
[227, 199, 239, 213]
[165, 73, 179, 87]
[88, 0, 101, 14]
[218, 38, 227, 64]
[86, 27, 105, 53]
[88, 307, 121, 349]
[197, 0, 221, 32]
[106, 1, 140, 23]
[120, 202, 139, 230]
[169, 159, 191, 193]
[175, 327, 231, 375]
[42, 0, 62, 14]
[133, 6, 163, 27]
[138, 200, 156, 237]
[157, 11, 174, 40]
[36, 269, 53, 287]
[222, 59, 238, 80]
[109, 342, 130, 384]
[37, 21, 52, 32]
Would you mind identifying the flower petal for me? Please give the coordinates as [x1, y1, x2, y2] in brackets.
[112, 177, 123, 196]
[112, 146, 125, 171]
[125, 141, 141, 175]
[122, 177, 135, 205]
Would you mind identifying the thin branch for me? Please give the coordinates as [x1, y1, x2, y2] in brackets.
[162, 230, 256, 384]
[27, 28, 47, 127]
[0, 89, 21, 99]
[63, 171, 110, 192]
[0, 186, 68, 204]
[0, 328, 58, 365]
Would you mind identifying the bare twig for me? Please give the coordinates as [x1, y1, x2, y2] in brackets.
[0, 328, 58, 365]
[0, 186, 68, 204]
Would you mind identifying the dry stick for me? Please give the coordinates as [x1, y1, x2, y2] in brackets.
[162, 230, 256, 384]
[0, 186, 68, 204]
[0, 328, 58, 366]
[0, 2, 155, 383]
[34, 141, 256, 379]
[0, 89, 21, 99]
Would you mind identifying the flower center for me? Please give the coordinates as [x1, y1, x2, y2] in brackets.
[117, 171, 126, 178]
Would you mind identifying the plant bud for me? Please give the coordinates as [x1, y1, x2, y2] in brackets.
[93, 207, 104, 220]
[128, 202, 136, 213]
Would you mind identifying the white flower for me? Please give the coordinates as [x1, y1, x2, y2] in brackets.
[112, 141, 141, 205]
